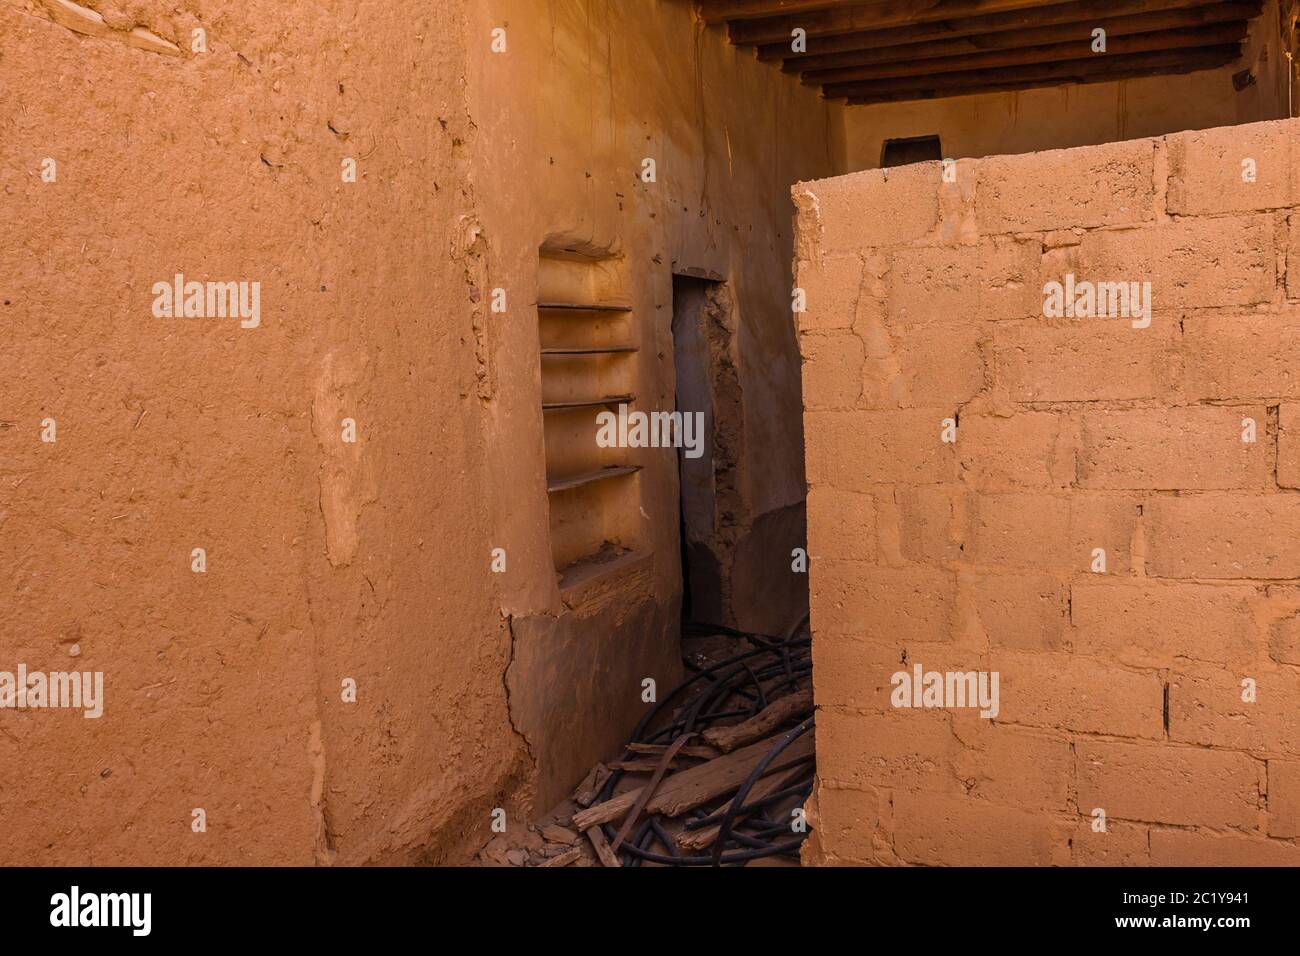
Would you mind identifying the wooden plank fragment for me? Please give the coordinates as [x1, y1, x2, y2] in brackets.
[572, 731, 816, 830]
[609, 733, 697, 853]
[702, 689, 813, 754]
[677, 765, 811, 850]
[586, 825, 622, 868]
[608, 758, 692, 773]
[539, 847, 583, 868]
[625, 742, 721, 759]
[570, 762, 611, 808]
[541, 824, 579, 846]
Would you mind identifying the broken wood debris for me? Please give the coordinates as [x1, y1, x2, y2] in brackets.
[608, 758, 693, 772]
[572, 730, 815, 829]
[586, 824, 623, 868]
[572, 621, 815, 866]
[539, 847, 583, 868]
[473, 621, 814, 868]
[609, 732, 697, 853]
[541, 824, 579, 846]
[702, 689, 813, 753]
[570, 762, 611, 808]
[676, 764, 810, 850]
[625, 741, 721, 759]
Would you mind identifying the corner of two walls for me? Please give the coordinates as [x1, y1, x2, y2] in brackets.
[464, 0, 843, 814]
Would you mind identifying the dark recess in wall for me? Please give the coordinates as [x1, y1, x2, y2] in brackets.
[881, 134, 943, 167]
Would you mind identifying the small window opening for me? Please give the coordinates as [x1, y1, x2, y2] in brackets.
[880, 134, 942, 168]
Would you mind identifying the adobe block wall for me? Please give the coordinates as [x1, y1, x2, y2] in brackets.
[795, 118, 1300, 866]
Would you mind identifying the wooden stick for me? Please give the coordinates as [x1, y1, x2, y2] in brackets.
[609, 733, 696, 853]
[702, 690, 813, 754]
[586, 825, 622, 868]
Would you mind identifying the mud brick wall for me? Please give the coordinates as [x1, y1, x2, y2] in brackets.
[795, 118, 1300, 867]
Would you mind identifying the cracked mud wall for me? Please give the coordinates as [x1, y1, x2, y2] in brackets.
[468, 0, 842, 810]
[796, 118, 1300, 866]
[2, 0, 529, 864]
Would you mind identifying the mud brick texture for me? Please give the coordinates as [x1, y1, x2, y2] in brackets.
[795, 120, 1300, 867]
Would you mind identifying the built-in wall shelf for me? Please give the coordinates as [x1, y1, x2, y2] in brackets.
[537, 250, 644, 579]
[542, 394, 634, 412]
[541, 346, 639, 356]
[546, 464, 642, 494]
[538, 301, 633, 313]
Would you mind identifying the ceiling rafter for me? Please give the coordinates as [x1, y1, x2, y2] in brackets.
[721, 0, 1072, 44]
[802, 18, 1248, 83]
[833, 43, 1242, 99]
[701, 0, 1259, 105]
[766, 0, 1258, 63]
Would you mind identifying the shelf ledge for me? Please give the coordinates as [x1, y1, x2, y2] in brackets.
[538, 301, 633, 313]
[546, 464, 641, 493]
[542, 394, 634, 412]
[540, 346, 639, 355]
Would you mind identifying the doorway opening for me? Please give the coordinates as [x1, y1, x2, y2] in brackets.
[669, 274, 737, 629]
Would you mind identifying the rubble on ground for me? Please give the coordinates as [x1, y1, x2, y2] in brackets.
[475, 620, 813, 867]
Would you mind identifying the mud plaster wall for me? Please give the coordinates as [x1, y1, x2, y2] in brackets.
[842, 3, 1294, 171]
[2, 0, 530, 864]
[796, 118, 1300, 866]
[466, 1, 841, 808]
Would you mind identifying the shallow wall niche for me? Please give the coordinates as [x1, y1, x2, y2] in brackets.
[503, 249, 681, 811]
[536, 251, 646, 590]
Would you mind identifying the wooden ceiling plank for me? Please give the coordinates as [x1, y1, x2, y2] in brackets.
[823, 42, 1243, 98]
[802, 18, 1250, 84]
[780, 1, 1259, 72]
[758, 0, 1229, 58]
[701, 0, 859, 21]
[727, 0, 1075, 45]
[843, 47, 1240, 103]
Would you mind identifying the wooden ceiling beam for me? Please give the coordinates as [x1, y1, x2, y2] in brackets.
[758, 0, 1229, 58]
[699, 0, 858, 21]
[777, 0, 1259, 70]
[726, 0, 1070, 45]
[803, 18, 1250, 84]
[843, 47, 1240, 103]
[842, 61, 1224, 103]
[824, 42, 1243, 99]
